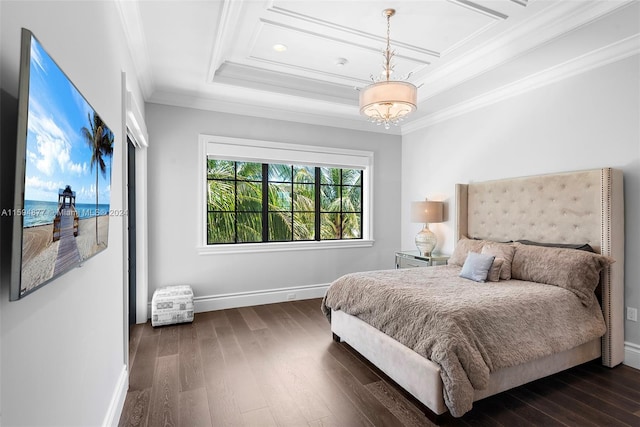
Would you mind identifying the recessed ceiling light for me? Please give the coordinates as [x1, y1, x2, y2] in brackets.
[335, 57, 349, 67]
[272, 44, 288, 52]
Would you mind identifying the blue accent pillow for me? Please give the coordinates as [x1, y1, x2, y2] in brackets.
[459, 252, 496, 282]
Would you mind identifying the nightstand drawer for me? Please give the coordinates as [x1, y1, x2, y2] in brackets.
[395, 251, 449, 269]
[397, 257, 431, 268]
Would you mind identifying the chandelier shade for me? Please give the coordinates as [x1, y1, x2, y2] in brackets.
[359, 81, 417, 127]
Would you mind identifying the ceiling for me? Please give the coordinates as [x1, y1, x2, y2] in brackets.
[116, 0, 630, 134]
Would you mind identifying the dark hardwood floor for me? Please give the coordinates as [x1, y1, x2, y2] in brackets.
[119, 298, 640, 427]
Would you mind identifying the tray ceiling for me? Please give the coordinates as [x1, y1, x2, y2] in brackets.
[116, 0, 633, 134]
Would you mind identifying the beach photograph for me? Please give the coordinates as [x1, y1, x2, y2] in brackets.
[19, 34, 114, 296]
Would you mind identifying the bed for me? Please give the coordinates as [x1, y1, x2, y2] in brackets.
[322, 168, 624, 418]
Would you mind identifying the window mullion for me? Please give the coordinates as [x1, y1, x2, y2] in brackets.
[234, 162, 238, 243]
[359, 170, 363, 239]
[290, 165, 294, 241]
[315, 167, 321, 241]
[262, 163, 269, 242]
[339, 169, 344, 239]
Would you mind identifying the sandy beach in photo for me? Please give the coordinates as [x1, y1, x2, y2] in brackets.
[76, 214, 109, 260]
[20, 226, 58, 292]
[21, 215, 109, 292]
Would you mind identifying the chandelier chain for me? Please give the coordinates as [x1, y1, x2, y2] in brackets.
[384, 11, 392, 81]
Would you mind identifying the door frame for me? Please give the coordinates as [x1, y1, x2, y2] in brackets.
[122, 73, 150, 374]
[124, 131, 148, 326]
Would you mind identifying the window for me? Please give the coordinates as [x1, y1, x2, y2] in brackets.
[206, 161, 363, 244]
[198, 135, 373, 254]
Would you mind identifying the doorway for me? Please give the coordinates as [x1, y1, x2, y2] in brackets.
[127, 136, 137, 327]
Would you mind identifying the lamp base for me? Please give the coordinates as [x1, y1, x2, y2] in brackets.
[415, 225, 437, 257]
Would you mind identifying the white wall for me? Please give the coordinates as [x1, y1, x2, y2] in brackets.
[401, 10, 640, 361]
[0, 1, 144, 425]
[145, 103, 401, 309]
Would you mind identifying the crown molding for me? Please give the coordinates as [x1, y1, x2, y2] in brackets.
[216, 61, 360, 105]
[206, 0, 245, 83]
[215, 61, 359, 102]
[448, 0, 509, 21]
[441, 17, 502, 57]
[246, 54, 370, 86]
[414, 0, 635, 101]
[402, 33, 640, 134]
[114, 0, 154, 99]
[148, 85, 400, 135]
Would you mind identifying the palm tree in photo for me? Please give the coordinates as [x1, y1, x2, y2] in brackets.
[99, 126, 114, 244]
[81, 112, 113, 243]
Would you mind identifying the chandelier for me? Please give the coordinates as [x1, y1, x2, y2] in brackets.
[359, 8, 417, 129]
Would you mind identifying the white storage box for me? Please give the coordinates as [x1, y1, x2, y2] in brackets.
[151, 285, 194, 327]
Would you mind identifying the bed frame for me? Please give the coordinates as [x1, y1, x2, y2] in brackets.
[331, 168, 624, 416]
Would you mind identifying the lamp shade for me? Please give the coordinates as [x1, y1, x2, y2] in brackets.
[411, 201, 443, 224]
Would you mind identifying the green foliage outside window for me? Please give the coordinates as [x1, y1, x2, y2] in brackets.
[207, 159, 362, 244]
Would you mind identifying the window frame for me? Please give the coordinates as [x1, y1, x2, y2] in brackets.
[197, 135, 374, 255]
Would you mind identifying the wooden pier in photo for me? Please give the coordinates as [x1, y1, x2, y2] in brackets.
[53, 206, 80, 276]
[53, 185, 81, 276]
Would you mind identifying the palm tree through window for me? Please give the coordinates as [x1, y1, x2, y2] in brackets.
[207, 159, 363, 244]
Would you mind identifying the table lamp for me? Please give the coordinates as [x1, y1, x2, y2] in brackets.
[410, 200, 444, 256]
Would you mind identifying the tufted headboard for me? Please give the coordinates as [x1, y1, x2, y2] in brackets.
[455, 168, 624, 367]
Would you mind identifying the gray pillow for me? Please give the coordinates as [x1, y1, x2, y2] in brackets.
[460, 252, 496, 283]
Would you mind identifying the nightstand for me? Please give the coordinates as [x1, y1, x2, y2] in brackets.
[395, 251, 449, 269]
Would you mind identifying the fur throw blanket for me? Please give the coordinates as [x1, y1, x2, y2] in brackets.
[321, 266, 606, 417]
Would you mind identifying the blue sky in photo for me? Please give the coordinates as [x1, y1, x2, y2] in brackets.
[24, 34, 112, 206]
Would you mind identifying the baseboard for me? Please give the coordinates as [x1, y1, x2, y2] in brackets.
[624, 341, 640, 370]
[147, 283, 330, 316]
[102, 365, 128, 427]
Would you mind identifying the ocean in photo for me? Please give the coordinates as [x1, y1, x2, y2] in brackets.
[22, 200, 110, 228]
